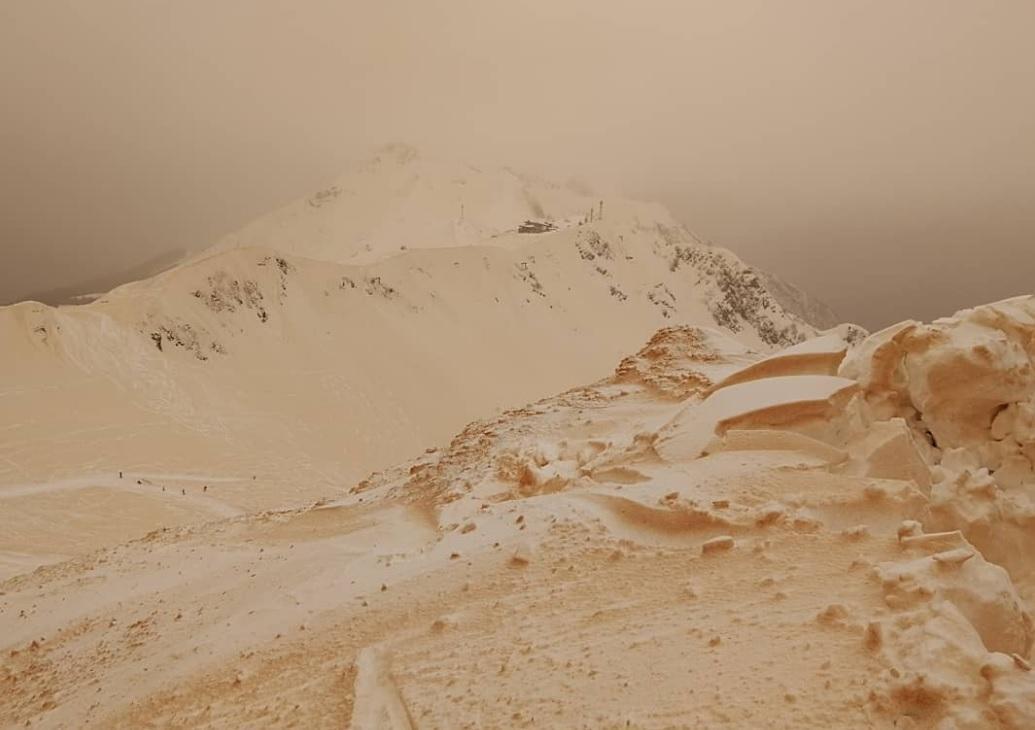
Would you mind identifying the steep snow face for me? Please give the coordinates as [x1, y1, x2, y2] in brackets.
[841, 296, 1035, 480]
[841, 299, 1035, 728]
[837, 296, 1035, 616]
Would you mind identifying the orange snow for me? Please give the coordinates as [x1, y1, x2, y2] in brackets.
[2, 297, 1035, 728]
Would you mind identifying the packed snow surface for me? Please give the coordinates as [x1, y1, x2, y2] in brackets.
[2, 296, 1035, 728]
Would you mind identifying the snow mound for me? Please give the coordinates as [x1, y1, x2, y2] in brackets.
[656, 374, 859, 461]
[708, 331, 851, 393]
[612, 325, 753, 399]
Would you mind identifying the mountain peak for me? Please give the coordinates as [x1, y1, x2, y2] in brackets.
[204, 146, 634, 265]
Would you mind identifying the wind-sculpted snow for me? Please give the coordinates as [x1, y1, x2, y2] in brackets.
[4, 299, 1032, 727]
[842, 296, 1035, 461]
[0, 150, 826, 533]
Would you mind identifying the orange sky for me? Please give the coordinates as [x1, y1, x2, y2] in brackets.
[2, 0, 1034, 327]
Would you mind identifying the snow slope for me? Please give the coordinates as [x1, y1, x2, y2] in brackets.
[3, 298, 1034, 728]
[0, 148, 829, 577]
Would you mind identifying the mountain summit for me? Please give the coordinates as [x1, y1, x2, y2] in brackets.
[206, 143, 621, 264]
[0, 147, 841, 580]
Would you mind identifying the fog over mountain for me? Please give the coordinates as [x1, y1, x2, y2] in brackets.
[4, 1, 1035, 328]
[3, 5, 1035, 728]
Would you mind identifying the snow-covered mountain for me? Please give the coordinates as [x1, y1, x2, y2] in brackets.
[0, 145, 838, 577]
[2, 136, 1031, 724]
[205, 142, 600, 263]
[202, 143, 835, 330]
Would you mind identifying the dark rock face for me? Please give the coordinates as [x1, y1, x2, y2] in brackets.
[192, 271, 267, 323]
[363, 276, 397, 299]
[666, 245, 809, 347]
[149, 322, 218, 361]
[575, 230, 613, 261]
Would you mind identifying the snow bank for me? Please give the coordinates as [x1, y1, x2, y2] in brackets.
[656, 375, 858, 461]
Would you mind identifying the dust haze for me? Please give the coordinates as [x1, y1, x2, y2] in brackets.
[2, 0, 1034, 328]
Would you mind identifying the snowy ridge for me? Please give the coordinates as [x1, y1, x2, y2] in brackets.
[0, 147, 831, 502]
[3, 299, 1034, 727]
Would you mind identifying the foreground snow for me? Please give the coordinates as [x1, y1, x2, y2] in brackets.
[2, 297, 1035, 728]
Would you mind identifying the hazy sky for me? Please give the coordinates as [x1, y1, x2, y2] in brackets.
[2, 1, 1034, 328]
